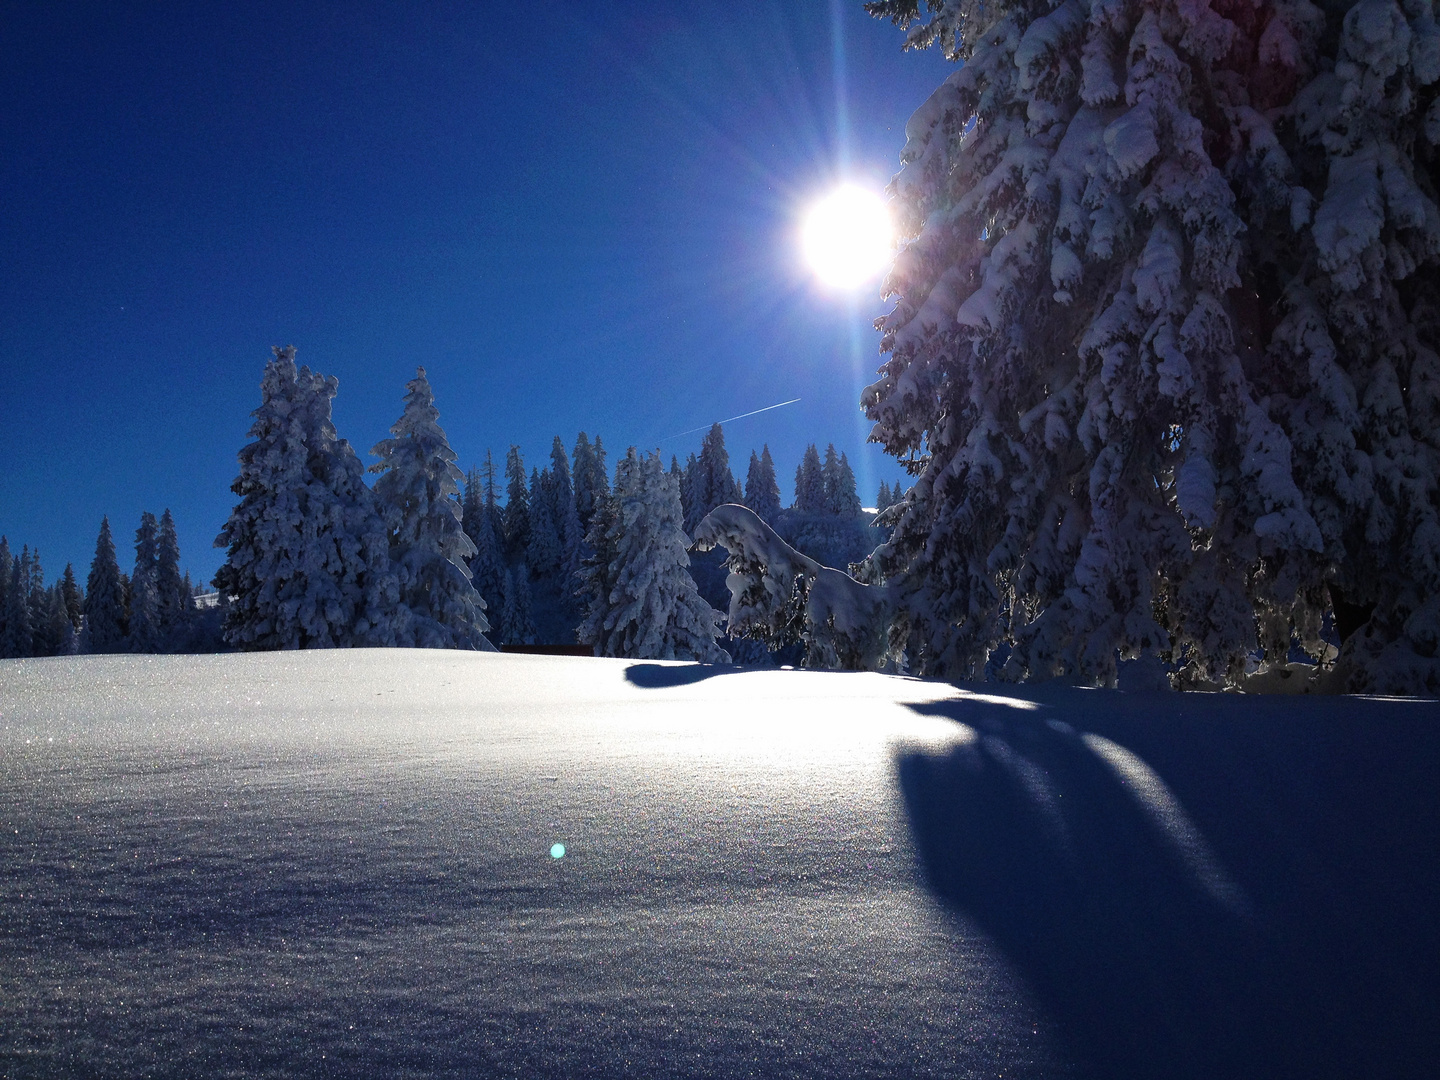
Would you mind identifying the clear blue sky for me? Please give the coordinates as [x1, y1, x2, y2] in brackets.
[0, 1, 952, 585]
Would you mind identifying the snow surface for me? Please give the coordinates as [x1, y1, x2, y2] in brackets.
[2, 652, 1437, 1078]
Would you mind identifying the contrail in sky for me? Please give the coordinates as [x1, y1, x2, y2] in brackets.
[661, 398, 802, 442]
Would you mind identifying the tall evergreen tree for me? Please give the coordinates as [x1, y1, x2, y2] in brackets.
[526, 467, 563, 577]
[154, 510, 189, 650]
[572, 432, 604, 535]
[689, 423, 742, 530]
[371, 367, 491, 649]
[463, 459, 507, 624]
[680, 453, 701, 532]
[827, 451, 863, 518]
[0, 537, 10, 652]
[129, 511, 161, 653]
[215, 347, 398, 650]
[2, 548, 32, 658]
[499, 565, 536, 646]
[578, 449, 729, 662]
[83, 517, 128, 653]
[876, 480, 894, 513]
[860, 0, 1350, 684]
[503, 445, 530, 560]
[793, 444, 826, 514]
[744, 445, 783, 523]
[60, 562, 83, 631]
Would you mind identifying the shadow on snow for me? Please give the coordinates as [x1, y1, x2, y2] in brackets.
[894, 690, 1440, 1080]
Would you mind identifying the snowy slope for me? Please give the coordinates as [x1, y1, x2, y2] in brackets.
[1, 652, 1436, 1079]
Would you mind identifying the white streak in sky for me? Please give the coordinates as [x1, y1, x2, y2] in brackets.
[662, 398, 802, 442]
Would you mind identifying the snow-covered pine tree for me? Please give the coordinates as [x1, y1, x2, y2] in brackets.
[793, 444, 826, 513]
[680, 453, 701, 532]
[0, 538, 10, 654]
[577, 448, 729, 662]
[547, 435, 584, 587]
[1266, 0, 1440, 692]
[877, 480, 894, 512]
[82, 517, 128, 653]
[154, 510, 189, 650]
[499, 565, 536, 646]
[573, 432, 609, 535]
[744, 445, 784, 522]
[464, 459, 507, 623]
[820, 445, 864, 518]
[503, 445, 530, 560]
[370, 367, 491, 650]
[526, 468, 563, 577]
[215, 348, 399, 650]
[577, 478, 620, 649]
[129, 511, 161, 653]
[60, 562, 83, 633]
[862, 0, 1332, 684]
[2, 548, 32, 658]
[692, 423, 743, 526]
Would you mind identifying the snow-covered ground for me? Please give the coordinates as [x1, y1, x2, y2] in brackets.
[1, 652, 1435, 1078]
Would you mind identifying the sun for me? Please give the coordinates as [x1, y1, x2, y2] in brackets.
[801, 185, 893, 290]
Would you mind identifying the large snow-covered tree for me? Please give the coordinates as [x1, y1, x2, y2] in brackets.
[793, 444, 827, 514]
[851, 0, 1431, 687]
[578, 449, 729, 662]
[371, 367, 492, 650]
[154, 509, 191, 650]
[215, 347, 399, 650]
[129, 512, 161, 653]
[1269, 0, 1440, 692]
[82, 517, 128, 653]
[744, 445, 784, 522]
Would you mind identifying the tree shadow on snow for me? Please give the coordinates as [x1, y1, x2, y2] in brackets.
[624, 662, 738, 689]
[895, 690, 1440, 1080]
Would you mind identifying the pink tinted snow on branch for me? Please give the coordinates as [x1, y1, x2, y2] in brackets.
[693, 504, 897, 671]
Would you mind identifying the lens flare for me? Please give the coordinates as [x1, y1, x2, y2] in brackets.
[550, 843, 566, 859]
[802, 185, 893, 289]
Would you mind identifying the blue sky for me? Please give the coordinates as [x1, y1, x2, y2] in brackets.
[0, 1, 952, 585]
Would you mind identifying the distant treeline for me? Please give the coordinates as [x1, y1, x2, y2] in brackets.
[3, 348, 904, 661]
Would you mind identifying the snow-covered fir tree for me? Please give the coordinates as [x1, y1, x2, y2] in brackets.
[857, 0, 1360, 685]
[578, 448, 729, 662]
[3, 548, 33, 658]
[744, 445, 783, 522]
[683, 424, 743, 535]
[1266, 0, 1440, 692]
[876, 480, 895, 513]
[154, 509, 190, 650]
[463, 460, 507, 621]
[370, 367, 491, 650]
[83, 517, 128, 653]
[0, 538, 10, 655]
[572, 432, 610, 536]
[526, 468, 563, 577]
[680, 452, 701, 532]
[820, 446, 863, 517]
[793, 444, 827, 513]
[129, 511, 161, 653]
[498, 565, 536, 646]
[546, 435, 584, 588]
[503, 445, 530, 560]
[215, 347, 399, 650]
[59, 562, 83, 633]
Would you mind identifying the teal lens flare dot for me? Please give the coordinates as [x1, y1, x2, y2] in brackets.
[550, 843, 566, 859]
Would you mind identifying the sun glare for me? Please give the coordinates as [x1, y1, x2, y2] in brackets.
[801, 185, 893, 289]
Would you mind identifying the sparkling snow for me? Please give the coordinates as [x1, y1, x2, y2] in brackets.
[2, 652, 1436, 1078]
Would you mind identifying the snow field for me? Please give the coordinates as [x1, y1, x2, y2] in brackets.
[0, 652, 1065, 1078]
